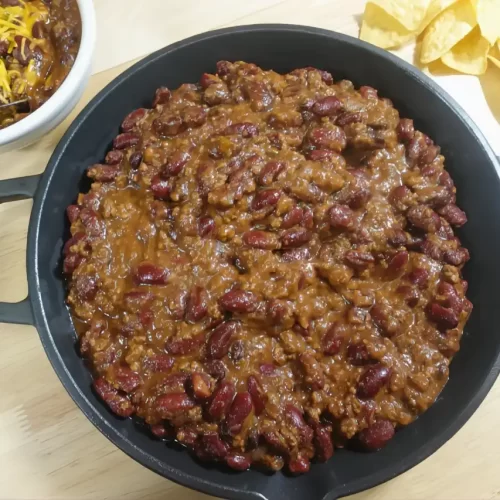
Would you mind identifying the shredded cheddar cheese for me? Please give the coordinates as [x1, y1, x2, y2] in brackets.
[0, 0, 48, 104]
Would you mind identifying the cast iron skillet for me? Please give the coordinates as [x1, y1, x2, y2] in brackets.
[1, 24, 500, 500]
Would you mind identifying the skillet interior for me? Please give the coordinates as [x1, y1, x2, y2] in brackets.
[28, 25, 500, 500]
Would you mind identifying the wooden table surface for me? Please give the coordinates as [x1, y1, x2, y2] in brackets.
[1, 1, 500, 499]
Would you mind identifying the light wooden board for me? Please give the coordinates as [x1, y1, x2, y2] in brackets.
[1, 1, 500, 499]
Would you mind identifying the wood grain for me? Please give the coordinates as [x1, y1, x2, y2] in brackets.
[0, 1, 499, 499]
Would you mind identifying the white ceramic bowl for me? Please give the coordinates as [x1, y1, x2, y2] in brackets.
[0, 0, 96, 154]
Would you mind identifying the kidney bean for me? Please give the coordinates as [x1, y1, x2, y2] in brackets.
[129, 151, 143, 169]
[358, 420, 395, 450]
[153, 115, 183, 137]
[247, 375, 267, 416]
[288, 456, 310, 474]
[74, 274, 98, 301]
[156, 392, 196, 417]
[63, 253, 82, 274]
[281, 247, 311, 263]
[305, 149, 335, 162]
[312, 96, 343, 116]
[389, 185, 413, 212]
[258, 161, 286, 185]
[344, 250, 375, 270]
[285, 405, 314, 445]
[336, 111, 367, 126]
[251, 189, 281, 211]
[182, 106, 207, 128]
[207, 380, 236, 420]
[150, 424, 169, 439]
[299, 352, 325, 390]
[357, 364, 392, 399]
[438, 204, 467, 227]
[161, 151, 191, 177]
[387, 251, 409, 277]
[12, 36, 33, 65]
[259, 364, 277, 377]
[266, 299, 292, 325]
[145, 354, 174, 372]
[396, 285, 420, 308]
[419, 145, 440, 165]
[80, 192, 101, 211]
[308, 126, 346, 152]
[150, 175, 172, 200]
[322, 323, 344, 355]
[439, 171, 455, 190]
[226, 453, 251, 471]
[87, 164, 120, 182]
[387, 228, 408, 247]
[420, 239, 444, 261]
[225, 392, 253, 435]
[183, 286, 208, 323]
[359, 86, 378, 99]
[198, 216, 215, 237]
[244, 80, 273, 111]
[166, 332, 206, 355]
[426, 302, 459, 330]
[281, 207, 304, 229]
[280, 227, 312, 248]
[314, 424, 334, 461]
[134, 262, 169, 285]
[436, 220, 455, 240]
[229, 340, 245, 362]
[347, 343, 373, 366]
[328, 203, 355, 231]
[397, 118, 415, 143]
[437, 281, 463, 313]
[444, 247, 470, 266]
[93, 377, 134, 417]
[219, 289, 258, 313]
[80, 209, 104, 237]
[66, 205, 80, 224]
[0, 40, 7, 57]
[121, 108, 147, 131]
[406, 134, 427, 166]
[105, 150, 124, 165]
[224, 122, 259, 138]
[243, 230, 280, 250]
[189, 372, 212, 400]
[196, 433, 229, 461]
[152, 87, 171, 107]
[370, 304, 401, 337]
[207, 321, 239, 359]
[407, 205, 441, 233]
[30, 19, 46, 38]
[204, 360, 226, 381]
[114, 365, 141, 393]
[113, 132, 140, 150]
[199, 73, 218, 88]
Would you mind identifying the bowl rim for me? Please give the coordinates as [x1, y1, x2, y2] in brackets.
[0, 0, 96, 147]
[30, 24, 500, 500]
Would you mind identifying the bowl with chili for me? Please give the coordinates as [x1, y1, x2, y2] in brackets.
[0, 0, 95, 153]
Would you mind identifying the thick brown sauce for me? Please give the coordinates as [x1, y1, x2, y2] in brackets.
[64, 62, 471, 474]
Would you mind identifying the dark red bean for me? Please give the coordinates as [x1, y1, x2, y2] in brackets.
[185, 286, 209, 323]
[225, 392, 253, 435]
[166, 332, 205, 355]
[438, 204, 467, 227]
[421, 239, 444, 261]
[162, 151, 191, 177]
[63, 253, 82, 274]
[156, 392, 196, 417]
[347, 343, 373, 366]
[219, 289, 258, 313]
[114, 365, 141, 393]
[145, 354, 174, 372]
[285, 405, 313, 445]
[426, 303, 459, 330]
[80, 209, 104, 237]
[389, 185, 413, 212]
[247, 375, 267, 416]
[314, 424, 334, 462]
[151, 424, 168, 438]
[152, 87, 171, 107]
[444, 247, 470, 266]
[73, 274, 98, 301]
[226, 453, 251, 471]
[344, 250, 375, 270]
[207, 381, 236, 420]
[437, 281, 463, 313]
[387, 251, 409, 277]
[129, 152, 143, 169]
[229, 340, 245, 362]
[31, 20, 45, 38]
[113, 133, 140, 150]
[87, 164, 120, 182]
[121, 108, 147, 132]
[419, 145, 440, 165]
[312, 96, 343, 116]
[360, 86, 378, 99]
[182, 106, 207, 128]
[198, 216, 215, 237]
[153, 115, 183, 137]
[243, 230, 280, 250]
[0, 40, 7, 57]
[281, 207, 304, 229]
[328, 203, 355, 230]
[259, 363, 277, 376]
[251, 189, 281, 211]
[207, 321, 239, 359]
[280, 227, 312, 248]
[93, 377, 134, 417]
[288, 456, 310, 474]
[370, 304, 400, 337]
[195, 433, 229, 461]
[258, 161, 286, 185]
[204, 360, 227, 381]
[308, 126, 346, 152]
[134, 262, 169, 285]
[396, 285, 420, 308]
[397, 119, 415, 142]
[200, 73, 218, 88]
[439, 171, 455, 190]
[105, 150, 124, 165]
[322, 323, 344, 355]
[281, 247, 311, 262]
[336, 111, 367, 126]
[150, 175, 172, 200]
[12, 36, 33, 65]
[307, 149, 339, 162]
[357, 365, 392, 399]
[66, 205, 80, 223]
[358, 420, 395, 450]
[387, 229, 408, 247]
[224, 122, 259, 138]
[407, 205, 441, 233]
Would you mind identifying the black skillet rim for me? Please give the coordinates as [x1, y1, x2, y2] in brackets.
[27, 24, 500, 500]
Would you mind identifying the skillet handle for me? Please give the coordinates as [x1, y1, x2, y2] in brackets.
[0, 174, 41, 326]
